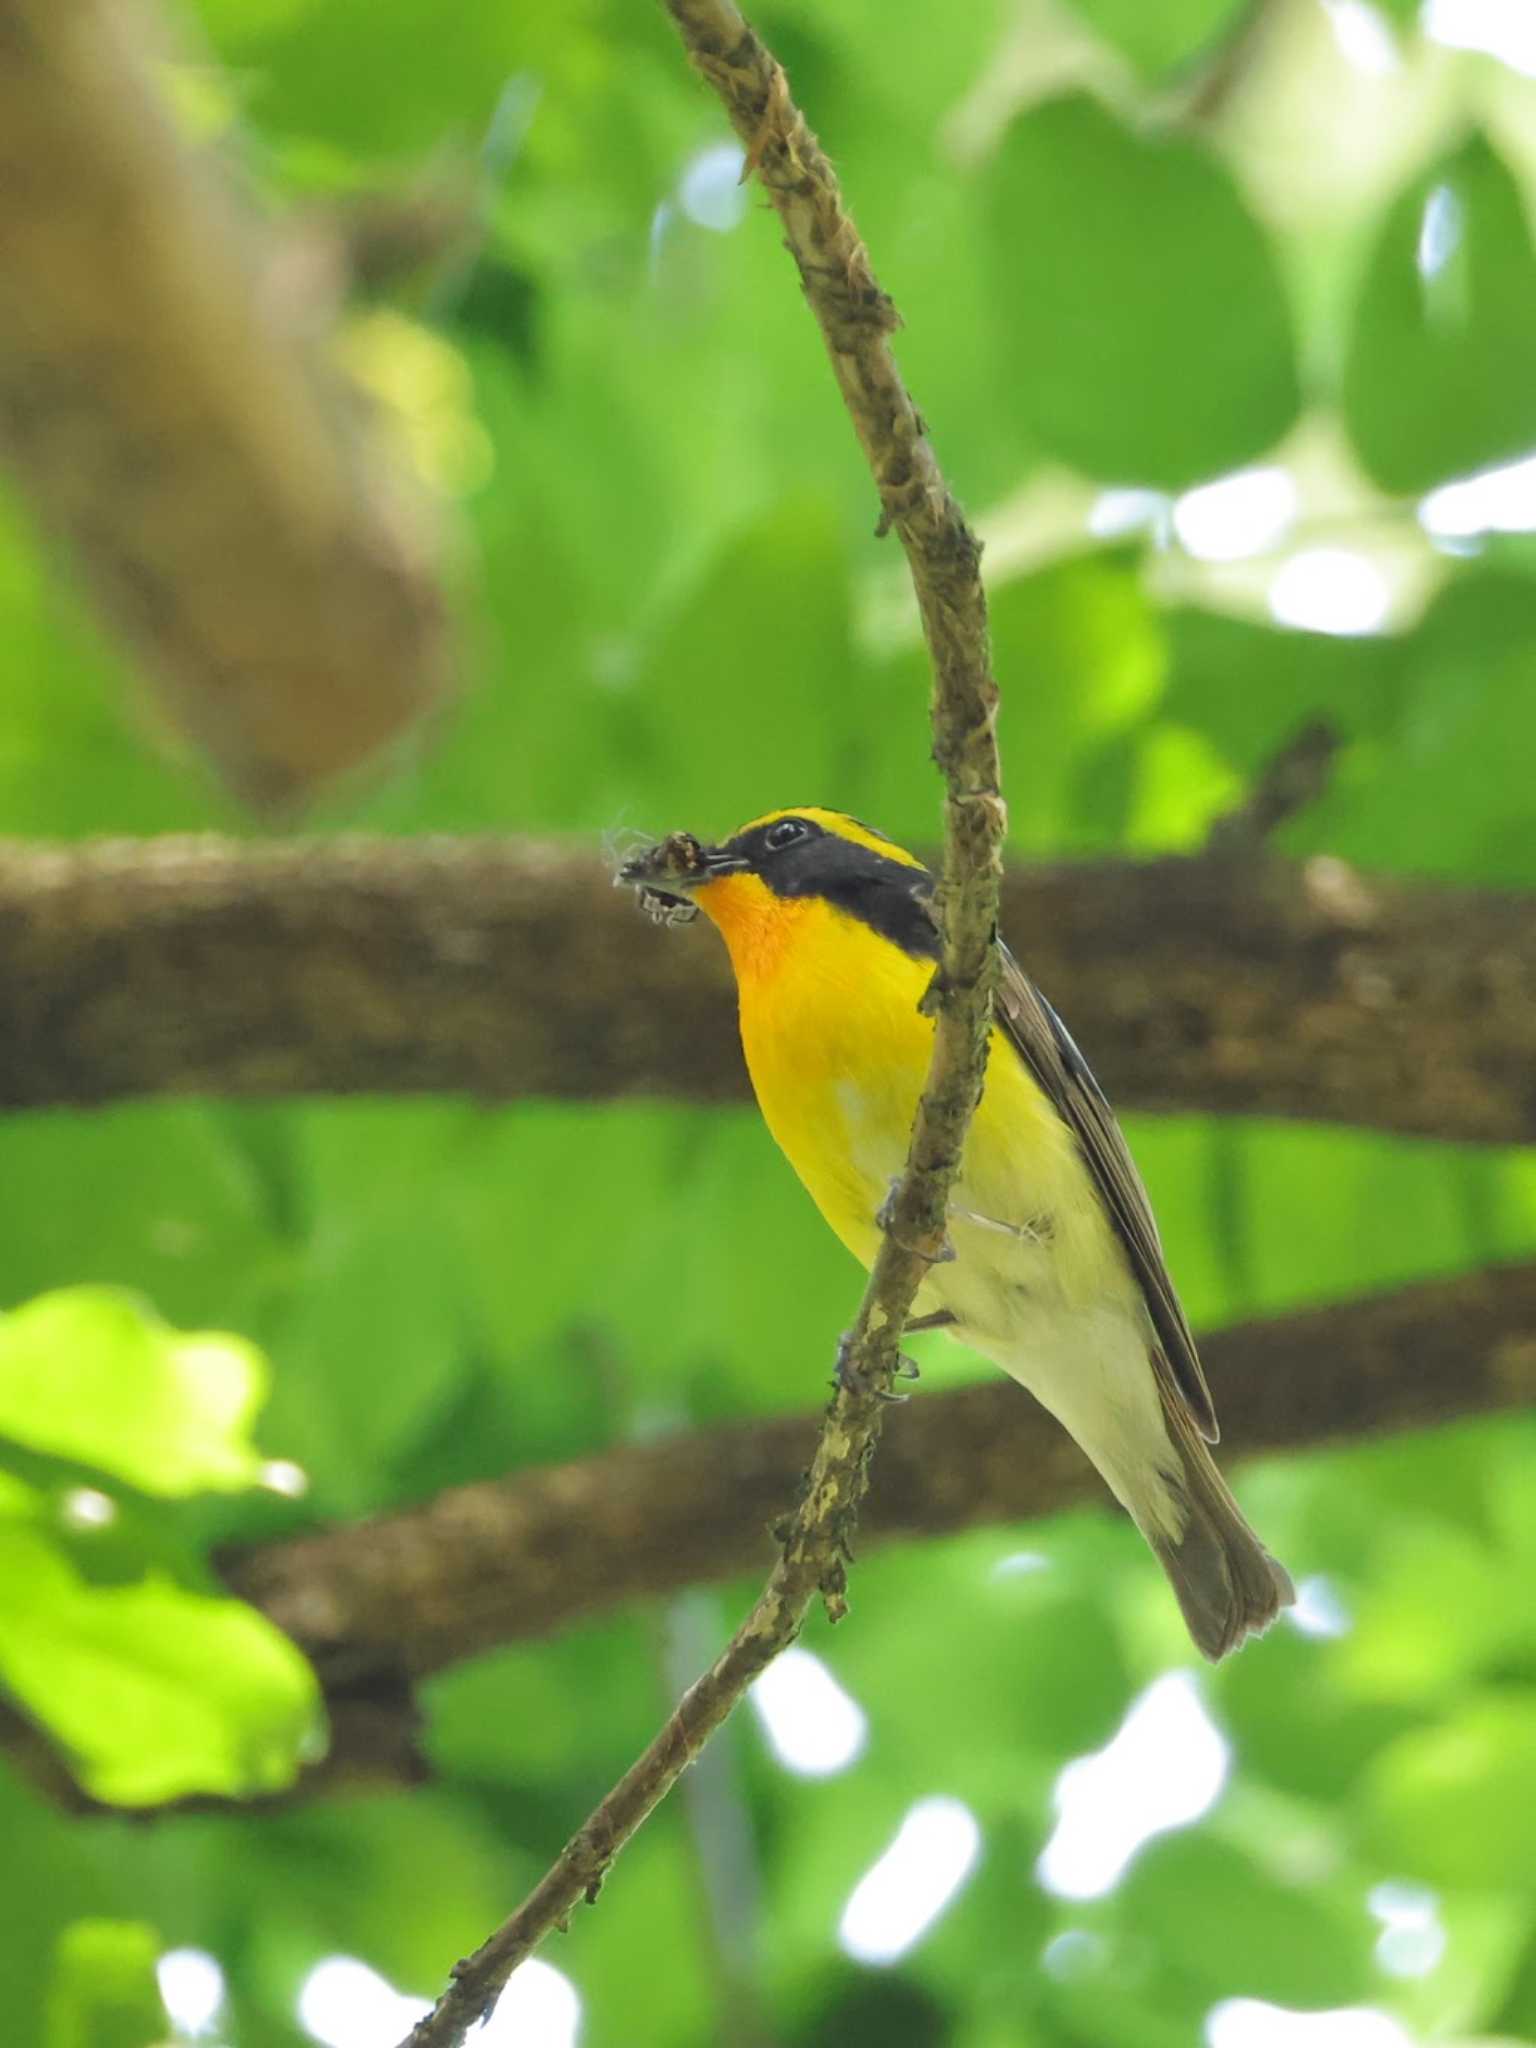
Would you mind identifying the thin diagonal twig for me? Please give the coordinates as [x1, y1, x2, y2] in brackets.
[400, 6, 1003, 2039]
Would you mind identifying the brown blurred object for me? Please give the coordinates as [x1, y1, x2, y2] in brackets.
[0, 0, 456, 810]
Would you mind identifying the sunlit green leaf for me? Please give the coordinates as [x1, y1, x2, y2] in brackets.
[0, 1516, 320, 1804]
[1386, 1888, 1530, 2043]
[46, 1922, 167, 2048]
[1116, 1832, 1375, 2006]
[1344, 137, 1536, 493]
[985, 94, 1299, 487]
[1218, 1616, 1424, 1805]
[1063, 0, 1250, 75]
[912, 547, 1167, 858]
[0, 1290, 269, 1498]
[1313, 572, 1536, 886]
[825, 1526, 1133, 1787]
[0, 1106, 282, 1331]
[1340, 1523, 1532, 1700]
[1363, 1695, 1536, 1889]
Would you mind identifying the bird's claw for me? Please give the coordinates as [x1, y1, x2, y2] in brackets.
[876, 1179, 956, 1264]
[834, 1332, 917, 1402]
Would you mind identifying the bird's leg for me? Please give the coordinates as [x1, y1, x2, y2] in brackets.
[903, 1309, 954, 1336]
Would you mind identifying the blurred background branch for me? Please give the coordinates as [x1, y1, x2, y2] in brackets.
[219, 1257, 1536, 1688]
[8, 1256, 1527, 1822]
[0, 0, 455, 809]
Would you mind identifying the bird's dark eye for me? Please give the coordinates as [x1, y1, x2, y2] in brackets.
[764, 818, 808, 852]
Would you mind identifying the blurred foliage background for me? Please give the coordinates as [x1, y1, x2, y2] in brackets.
[4, 0, 1536, 2044]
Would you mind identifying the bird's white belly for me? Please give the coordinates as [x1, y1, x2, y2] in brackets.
[832, 1073, 1118, 1324]
[835, 1076, 1184, 1542]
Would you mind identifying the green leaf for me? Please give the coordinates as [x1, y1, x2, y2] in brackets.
[1220, 1122, 1480, 1320]
[0, 1513, 320, 1804]
[243, 1793, 543, 1998]
[261, 1103, 477, 1513]
[0, 1289, 269, 1497]
[46, 1922, 168, 2048]
[1387, 1888, 1531, 2043]
[0, 499, 221, 840]
[1218, 1616, 1424, 1805]
[864, 547, 1167, 861]
[199, 1, 639, 165]
[788, 1970, 956, 2048]
[1114, 1831, 1375, 2006]
[1114, 1118, 1244, 1334]
[1162, 605, 1405, 765]
[625, 497, 869, 833]
[423, 1618, 668, 1802]
[824, 1526, 1133, 1792]
[1343, 136, 1536, 493]
[1039, 1968, 1219, 2048]
[445, 1100, 858, 1436]
[1062, 0, 1250, 75]
[1363, 1694, 1536, 1889]
[0, 1104, 284, 1330]
[985, 94, 1299, 487]
[1311, 571, 1536, 887]
[1340, 1523, 1533, 1701]
[1117, 720, 1244, 851]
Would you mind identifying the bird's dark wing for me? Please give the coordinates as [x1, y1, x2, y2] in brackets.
[993, 943, 1219, 1442]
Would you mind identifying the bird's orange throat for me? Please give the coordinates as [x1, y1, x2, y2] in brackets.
[694, 873, 814, 985]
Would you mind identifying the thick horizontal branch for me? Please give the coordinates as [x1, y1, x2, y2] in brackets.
[231, 1259, 1536, 1698]
[15, 1260, 1535, 1820]
[0, 0, 453, 808]
[2, 837, 1534, 1144]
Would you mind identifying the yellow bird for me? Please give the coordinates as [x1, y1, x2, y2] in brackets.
[621, 807, 1293, 1660]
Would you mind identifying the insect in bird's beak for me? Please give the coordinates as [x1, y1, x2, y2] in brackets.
[616, 830, 745, 926]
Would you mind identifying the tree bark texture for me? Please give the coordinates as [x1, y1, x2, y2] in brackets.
[13, 1260, 1535, 1820]
[228, 1259, 1536, 1697]
[1, 835, 1532, 1145]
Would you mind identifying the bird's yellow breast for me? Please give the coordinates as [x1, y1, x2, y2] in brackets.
[698, 875, 1101, 1300]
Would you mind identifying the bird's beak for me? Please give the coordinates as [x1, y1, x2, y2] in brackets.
[617, 831, 746, 926]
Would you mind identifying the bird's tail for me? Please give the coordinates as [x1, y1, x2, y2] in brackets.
[1145, 1381, 1294, 1661]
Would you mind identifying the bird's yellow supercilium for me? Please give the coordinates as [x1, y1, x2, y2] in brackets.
[621, 807, 1293, 1659]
